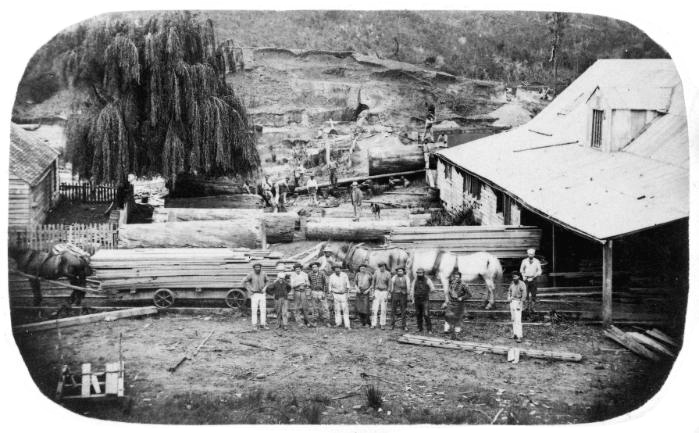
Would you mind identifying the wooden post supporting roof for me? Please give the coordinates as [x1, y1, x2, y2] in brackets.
[602, 240, 613, 326]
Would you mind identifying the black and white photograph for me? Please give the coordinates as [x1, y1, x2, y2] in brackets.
[2, 2, 697, 429]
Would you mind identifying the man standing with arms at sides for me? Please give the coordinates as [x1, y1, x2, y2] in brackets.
[306, 174, 319, 206]
[508, 271, 527, 342]
[443, 270, 471, 337]
[371, 262, 392, 330]
[328, 159, 339, 189]
[350, 181, 363, 221]
[411, 268, 434, 334]
[328, 264, 351, 329]
[261, 174, 275, 210]
[308, 262, 331, 327]
[270, 272, 292, 330]
[289, 263, 312, 327]
[354, 264, 372, 327]
[243, 263, 269, 331]
[520, 248, 542, 313]
[389, 267, 411, 331]
[274, 177, 290, 212]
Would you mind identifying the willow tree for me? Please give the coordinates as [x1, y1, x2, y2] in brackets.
[63, 12, 259, 191]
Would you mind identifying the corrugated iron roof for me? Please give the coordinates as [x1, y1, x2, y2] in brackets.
[10, 123, 59, 186]
[437, 59, 688, 241]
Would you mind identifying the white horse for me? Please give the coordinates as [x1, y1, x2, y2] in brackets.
[406, 249, 503, 309]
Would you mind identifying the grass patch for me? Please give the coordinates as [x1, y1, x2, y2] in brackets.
[365, 385, 383, 410]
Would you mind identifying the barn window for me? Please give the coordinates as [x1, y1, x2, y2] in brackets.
[462, 171, 481, 199]
[496, 190, 504, 213]
[443, 163, 452, 181]
[591, 109, 603, 148]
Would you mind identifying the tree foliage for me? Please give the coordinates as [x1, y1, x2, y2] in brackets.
[62, 12, 259, 185]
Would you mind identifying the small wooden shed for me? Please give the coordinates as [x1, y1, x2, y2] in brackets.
[9, 123, 60, 229]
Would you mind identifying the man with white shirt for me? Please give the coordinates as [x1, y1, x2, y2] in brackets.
[520, 248, 542, 313]
[242, 263, 269, 330]
[328, 264, 351, 329]
[306, 175, 319, 206]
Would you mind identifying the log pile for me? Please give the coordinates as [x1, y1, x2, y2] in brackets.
[305, 218, 410, 241]
[604, 325, 679, 361]
[90, 248, 281, 292]
[387, 225, 541, 258]
[153, 208, 263, 223]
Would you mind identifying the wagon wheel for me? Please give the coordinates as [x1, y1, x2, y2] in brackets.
[225, 289, 247, 309]
[153, 289, 175, 309]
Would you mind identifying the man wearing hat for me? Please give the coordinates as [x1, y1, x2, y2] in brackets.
[270, 272, 292, 330]
[371, 262, 392, 329]
[507, 271, 527, 342]
[328, 264, 351, 329]
[443, 270, 471, 336]
[243, 263, 270, 330]
[308, 261, 331, 327]
[319, 248, 339, 277]
[306, 175, 319, 206]
[354, 264, 372, 326]
[389, 267, 411, 331]
[350, 181, 363, 220]
[410, 268, 435, 333]
[289, 263, 312, 327]
[520, 248, 542, 313]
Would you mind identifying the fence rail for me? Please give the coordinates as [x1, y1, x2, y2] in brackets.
[9, 223, 119, 252]
[59, 182, 118, 203]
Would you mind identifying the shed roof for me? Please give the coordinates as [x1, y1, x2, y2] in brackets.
[437, 60, 688, 241]
[10, 123, 59, 186]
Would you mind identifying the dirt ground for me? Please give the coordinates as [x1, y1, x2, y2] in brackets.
[13, 311, 673, 425]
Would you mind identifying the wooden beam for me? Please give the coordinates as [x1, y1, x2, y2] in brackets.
[602, 240, 613, 327]
[13, 306, 158, 334]
[10, 271, 103, 294]
[397, 334, 582, 362]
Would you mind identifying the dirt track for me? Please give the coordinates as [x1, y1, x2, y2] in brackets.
[13, 311, 673, 424]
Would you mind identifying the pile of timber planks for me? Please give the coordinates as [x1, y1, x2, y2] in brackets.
[91, 248, 281, 292]
[387, 225, 542, 258]
[603, 325, 680, 361]
[397, 334, 582, 362]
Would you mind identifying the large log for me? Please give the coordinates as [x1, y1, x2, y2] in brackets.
[119, 220, 262, 248]
[305, 218, 409, 241]
[153, 208, 264, 223]
[170, 175, 246, 197]
[164, 194, 264, 209]
[368, 143, 424, 176]
[261, 213, 298, 243]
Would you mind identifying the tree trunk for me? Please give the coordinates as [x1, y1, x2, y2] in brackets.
[169, 174, 246, 197]
[164, 194, 264, 209]
[305, 218, 410, 241]
[149, 209, 298, 243]
[368, 144, 424, 176]
[119, 220, 262, 248]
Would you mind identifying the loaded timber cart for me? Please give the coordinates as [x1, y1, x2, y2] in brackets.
[90, 248, 285, 309]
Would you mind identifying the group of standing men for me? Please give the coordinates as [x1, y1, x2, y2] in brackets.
[243, 248, 543, 343]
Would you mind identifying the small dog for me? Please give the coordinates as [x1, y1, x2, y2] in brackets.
[370, 202, 381, 220]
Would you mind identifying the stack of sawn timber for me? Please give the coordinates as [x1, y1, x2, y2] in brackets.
[91, 248, 280, 293]
[604, 325, 679, 361]
[387, 225, 541, 258]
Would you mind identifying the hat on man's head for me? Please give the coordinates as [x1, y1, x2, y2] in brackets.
[252, 263, 262, 269]
[395, 266, 405, 272]
[277, 272, 286, 279]
[416, 268, 425, 273]
[333, 264, 342, 270]
[310, 261, 321, 268]
[351, 181, 359, 187]
[293, 262, 302, 270]
[527, 248, 536, 255]
[512, 270, 521, 277]
[378, 262, 387, 268]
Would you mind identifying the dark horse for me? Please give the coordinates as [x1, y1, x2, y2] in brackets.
[10, 244, 92, 310]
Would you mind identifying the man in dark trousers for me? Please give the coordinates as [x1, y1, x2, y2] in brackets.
[410, 267, 435, 334]
[270, 272, 292, 330]
[389, 267, 411, 331]
[354, 264, 372, 327]
[443, 270, 471, 337]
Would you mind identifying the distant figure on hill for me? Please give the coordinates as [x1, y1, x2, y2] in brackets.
[423, 102, 436, 143]
[328, 159, 339, 189]
[275, 177, 290, 212]
[350, 181, 363, 220]
[306, 175, 319, 206]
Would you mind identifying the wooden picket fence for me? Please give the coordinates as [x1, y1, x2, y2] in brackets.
[60, 182, 118, 203]
[10, 223, 119, 252]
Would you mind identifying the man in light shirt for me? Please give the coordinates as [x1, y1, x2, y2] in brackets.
[328, 264, 351, 329]
[289, 263, 312, 327]
[520, 248, 542, 313]
[306, 175, 319, 206]
[242, 263, 269, 330]
[370, 263, 392, 330]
